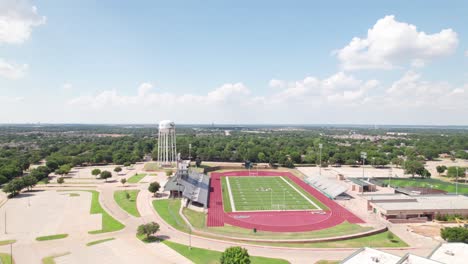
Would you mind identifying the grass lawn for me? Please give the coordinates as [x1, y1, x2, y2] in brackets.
[42, 252, 70, 264]
[136, 234, 162, 243]
[381, 178, 468, 194]
[143, 162, 159, 171]
[0, 240, 16, 246]
[113, 190, 141, 217]
[222, 176, 326, 212]
[87, 190, 125, 234]
[163, 240, 290, 264]
[86, 237, 115, 246]
[36, 234, 68, 241]
[153, 199, 190, 232]
[181, 202, 370, 240]
[127, 173, 147, 183]
[244, 231, 408, 248]
[0, 253, 14, 264]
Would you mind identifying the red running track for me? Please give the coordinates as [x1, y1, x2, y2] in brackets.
[207, 170, 364, 232]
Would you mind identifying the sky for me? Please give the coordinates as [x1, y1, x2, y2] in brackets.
[0, 0, 467, 125]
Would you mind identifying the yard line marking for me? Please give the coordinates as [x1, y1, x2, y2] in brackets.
[225, 177, 237, 212]
[279, 176, 320, 210]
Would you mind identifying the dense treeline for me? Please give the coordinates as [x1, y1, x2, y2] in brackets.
[1, 126, 467, 188]
[174, 131, 468, 166]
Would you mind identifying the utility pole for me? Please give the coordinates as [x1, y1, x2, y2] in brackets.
[319, 144, 323, 176]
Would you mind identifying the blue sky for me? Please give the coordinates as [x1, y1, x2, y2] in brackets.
[1, 0, 467, 124]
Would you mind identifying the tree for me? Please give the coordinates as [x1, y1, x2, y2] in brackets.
[100, 170, 112, 182]
[137, 222, 160, 239]
[403, 160, 425, 178]
[441, 227, 468, 243]
[55, 164, 72, 177]
[22, 175, 38, 191]
[195, 157, 202, 167]
[2, 177, 25, 196]
[446, 166, 467, 178]
[120, 178, 127, 186]
[165, 170, 173, 177]
[46, 160, 59, 171]
[148, 181, 161, 196]
[220, 246, 251, 264]
[114, 166, 122, 173]
[123, 162, 131, 167]
[57, 177, 65, 184]
[91, 169, 101, 177]
[436, 165, 447, 175]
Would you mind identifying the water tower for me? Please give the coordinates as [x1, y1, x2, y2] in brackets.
[157, 120, 177, 166]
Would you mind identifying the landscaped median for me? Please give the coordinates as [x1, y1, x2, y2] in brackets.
[0, 253, 14, 264]
[88, 190, 125, 234]
[127, 173, 147, 183]
[86, 237, 115, 246]
[114, 190, 141, 217]
[42, 252, 70, 264]
[152, 198, 408, 248]
[58, 190, 125, 234]
[36, 234, 68, 241]
[163, 240, 290, 264]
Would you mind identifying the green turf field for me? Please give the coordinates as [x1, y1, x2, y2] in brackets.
[381, 178, 468, 195]
[222, 176, 324, 212]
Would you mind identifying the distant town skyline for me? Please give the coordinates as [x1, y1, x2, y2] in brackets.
[1, 0, 467, 125]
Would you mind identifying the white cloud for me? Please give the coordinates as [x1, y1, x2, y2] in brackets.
[0, 96, 23, 103]
[383, 71, 467, 109]
[68, 82, 251, 109]
[271, 72, 378, 104]
[0, 59, 28, 79]
[62, 83, 73, 91]
[335, 15, 458, 70]
[269, 79, 286, 88]
[0, 0, 46, 44]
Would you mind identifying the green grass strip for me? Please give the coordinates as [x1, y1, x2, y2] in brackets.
[113, 190, 141, 217]
[153, 199, 190, 232]
[127, 173, 147, 183]
[86, 237, 115, 246]
[0, 253, 14, 264]
[42, 252, 70, 264]
[0, 239, 16, 246]
[87, 190, 125, 234]
[381, 178, 468, 194]
[163, 240, 290, 264]
[243, 231, 408, 248]
[221, 177, 233, 212]
[36, 234, 68, 241]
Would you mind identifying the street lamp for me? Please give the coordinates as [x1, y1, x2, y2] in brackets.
[319, 144, 323, 176]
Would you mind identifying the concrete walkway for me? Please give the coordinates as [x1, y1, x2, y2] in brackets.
[0, 169, 443, 264]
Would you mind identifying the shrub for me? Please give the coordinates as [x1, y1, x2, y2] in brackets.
[100, 171, 112, 182]
[57, 177, 65, 184]
[137, 222, 160, 239]
[148, 181, 161, 196]
[220, 246, 250, 264]
[441, 227, 468, 243]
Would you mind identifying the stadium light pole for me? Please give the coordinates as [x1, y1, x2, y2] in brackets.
[319, 144, 323, 176]
[361, 152, 367, 179]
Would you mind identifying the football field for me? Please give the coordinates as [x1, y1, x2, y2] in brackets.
[221, 176, 326, 212]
